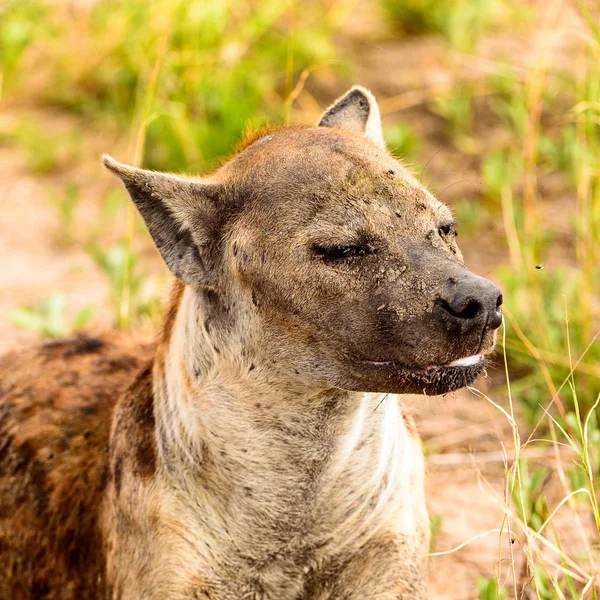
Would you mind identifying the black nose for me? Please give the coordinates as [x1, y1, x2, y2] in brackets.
[436, 272, 503, 334]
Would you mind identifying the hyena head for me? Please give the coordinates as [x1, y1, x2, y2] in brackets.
[104, 86, 502, 396]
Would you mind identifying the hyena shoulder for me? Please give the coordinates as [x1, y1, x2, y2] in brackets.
[0, 334, 153, 600]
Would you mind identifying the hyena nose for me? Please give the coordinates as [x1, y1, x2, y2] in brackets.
[436, 273, 503, 334]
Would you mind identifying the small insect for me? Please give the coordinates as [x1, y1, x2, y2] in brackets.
[535, 264, 544, 270]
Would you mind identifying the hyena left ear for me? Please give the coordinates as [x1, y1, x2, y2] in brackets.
[318, 86, 385, 149]
[103, 155, 223, 287]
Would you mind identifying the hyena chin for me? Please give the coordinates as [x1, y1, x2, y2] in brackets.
[0, 86, 502, 599]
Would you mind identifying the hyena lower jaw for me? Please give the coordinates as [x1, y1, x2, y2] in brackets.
[105, 282, 429, 599]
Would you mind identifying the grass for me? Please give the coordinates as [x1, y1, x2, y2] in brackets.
[0, 119, 82, 175]
[1, 0, 599, 596]
[0, 0, 345, 173]
[490, 12, 600, 423]
[380, 0, 528, 52]
[479, 577, 508, 600]
[463, 322, 600, 599]
[48, 183, 81, 246]
[87, 241, 163, 329]
[8, 294, 94, 338]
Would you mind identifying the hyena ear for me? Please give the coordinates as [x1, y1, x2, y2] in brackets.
[318, 86, 385, 149]
[103, 155, 222, 286]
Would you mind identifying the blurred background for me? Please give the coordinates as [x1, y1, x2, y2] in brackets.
[1, 0, 599, 597]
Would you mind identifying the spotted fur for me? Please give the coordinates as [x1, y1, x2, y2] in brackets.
[0, 334, 153, 599]
[0, 86, 501, 599]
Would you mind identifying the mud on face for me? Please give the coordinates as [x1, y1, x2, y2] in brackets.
[105, 86, 502, 396]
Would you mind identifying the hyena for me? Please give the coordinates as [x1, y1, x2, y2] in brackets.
[0, 86, 502, 599]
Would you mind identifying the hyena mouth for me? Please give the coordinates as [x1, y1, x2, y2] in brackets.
[365, 353, 484, 370]
[360, 354, 486, 395]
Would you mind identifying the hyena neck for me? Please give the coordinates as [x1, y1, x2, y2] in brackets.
[152, 283, 415, 557]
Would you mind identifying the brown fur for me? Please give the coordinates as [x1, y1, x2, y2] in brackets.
[0, 335, 153, 599]
[233, 124, 287, 154]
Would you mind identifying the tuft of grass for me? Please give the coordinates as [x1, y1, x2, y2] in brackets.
[87, 241, 162, 329]
[511, 459, 550, 532]
[380, 0, 518, 51]
[452, 199, 485, 237]
[385, 123, 420, 158]
[429, 514, 443, 553]
[432, 82, 475, 140]
[478, 577, 507, 600]
[2, 120, 82, 175]
[0, 1, 47, 91]
[48, 182, 81, 246]
[461, 317, 600, 599]
[379, 0, 458, 36]
[8, 294, 94, 338]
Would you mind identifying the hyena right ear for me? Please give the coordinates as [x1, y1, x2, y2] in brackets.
[103, 155, 222, 287]
[318, 86, 385, 149]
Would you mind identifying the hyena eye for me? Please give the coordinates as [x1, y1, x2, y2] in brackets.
[438, 223, 458, 238]
[314, 245, 372, 260]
